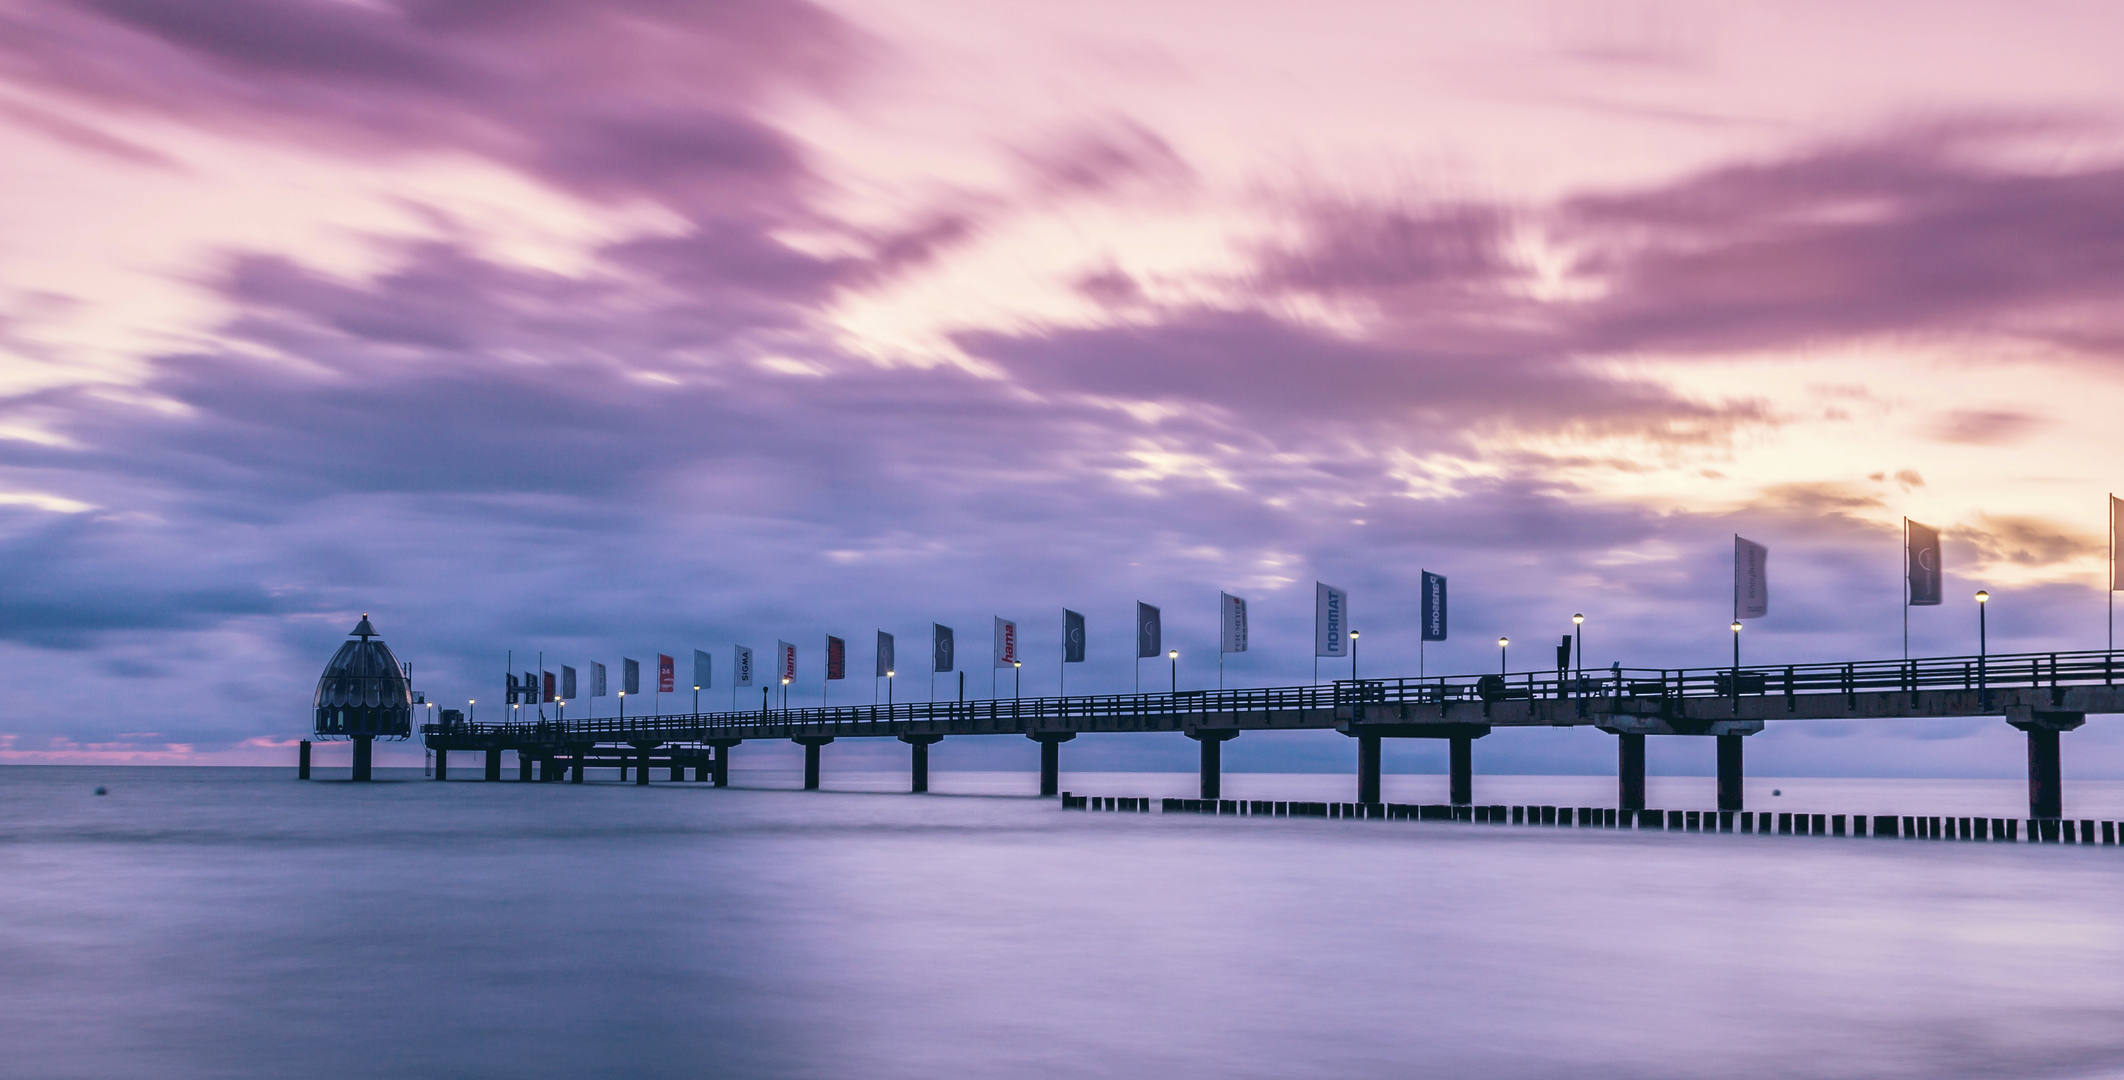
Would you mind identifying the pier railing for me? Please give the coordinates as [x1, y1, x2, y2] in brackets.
[424, 647, 2124, 743]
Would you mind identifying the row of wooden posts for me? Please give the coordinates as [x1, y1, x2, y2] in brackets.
[1062, 794, 2121, 844]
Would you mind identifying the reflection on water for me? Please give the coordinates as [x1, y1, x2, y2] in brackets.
[3, 766, 2123, 1080]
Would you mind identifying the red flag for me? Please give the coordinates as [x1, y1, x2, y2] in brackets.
[657, 654, 674, 693]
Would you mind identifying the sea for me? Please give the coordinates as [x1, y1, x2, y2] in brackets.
[4, 765, 2124, 1080]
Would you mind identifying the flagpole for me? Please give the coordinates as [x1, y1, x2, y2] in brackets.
[1902, 517, 1909, 661]
[2109, 494, 2114, 653]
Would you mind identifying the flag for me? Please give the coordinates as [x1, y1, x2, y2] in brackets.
[1315, 582, 1349, 657]
[2111, 496, 2123, 591]
[591, 662, 607, 697]
[933, 624, 955, 672]
[623, 658, 639, 695]
[777, 641, 797, 684]
[1421, 571, 1447, 641]
[561, 665, 576, 700]
[1907, 519, 1942, 606]
[1556, 635, 1573, 671]
[993, 617, 1018, 667]
[1734, 535, 1769, 619]
[692, 649, 712, 690]
[1136, 602, 1161, 658]
[826, 636, 846, 680]
[1063, 610, 1086, 663]
[505, 673, 521, 704]
[733, 646, 754, 687]
[542, 670, 555, 704]
[523, 671, 538, 701]
[876, 631, 895, 677]
[657, 654, 674, 693]
[1220, 592, 1248, 653]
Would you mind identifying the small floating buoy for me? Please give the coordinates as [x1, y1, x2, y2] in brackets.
[1772, 789, 1782, 796]
[93, 786, 107, 796]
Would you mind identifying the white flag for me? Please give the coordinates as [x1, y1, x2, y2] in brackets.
[692, 649, 712, 690]
[1734, 535, 1769, 619]
[993, 617, 1019, 667]
[776, 641, 797, 684]
[733, 646, 754, 688]
[1220, 592, 1248, 653]
[1314, 582, 1349, 657]
[591, 661, 607, 697]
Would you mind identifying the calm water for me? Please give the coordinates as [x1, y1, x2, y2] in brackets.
[4, 766, 2124, 1080]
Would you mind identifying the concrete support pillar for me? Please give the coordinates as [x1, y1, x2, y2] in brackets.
[1617, 733, 1645, 811]
[433, 747, 447, 781]
[1357, 734, 1381, 805]
[670, 763, 685, 782]
[351, 734, 373, 782]
[901, 735, 943, 793]
[570, 750, 584, 784]
[2027, 727, 2062, 819]
[1449, 734, 1473, 805]
[1185, 730, 1238, 800]
[519, 753, 534, 782]
[636, 746, 651, 786]
[2009, 713, 2082, 819]
[1716, 734, 1744, 811]
[693, 761, 709, 782]
[711, 743, 734, 787]
[298, 740, 312, 780]
[1027, 732, 1076, 796]
[484, 748, 502, 782]
[794, 737, 834, 790]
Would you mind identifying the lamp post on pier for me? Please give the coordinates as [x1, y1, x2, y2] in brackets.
[1977, 590, 1990, 706]
[1573, 613, 1584, 687]
[1498, 636, 1509, 674]
[1169, 649, 1179, 692]
[1350, 630, 1359, 681]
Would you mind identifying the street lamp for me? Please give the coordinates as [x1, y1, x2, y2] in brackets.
[1572, 614, 1584, 687]
[693, 683, 700, 715]
[617, 690, 625, 720]
[1014, 660, 1022, 700]
[1168, 649, 1179, 693]
[1977, 590, 1990, 704]
[468, 699, 475, 725]
[781, 675, 791, 711]
[1498, 636, 1509, 674]
[1350, 629, 1360, 681]
[886, 669, 895, 706]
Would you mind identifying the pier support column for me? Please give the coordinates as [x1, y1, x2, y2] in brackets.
[519, 753, 534, 782]
[671, 762, 685, 782]
[2009, 712, 2084, 819]
[298, 740, 311, 780]
[1617, 733, 1645, 810]
[433, 747, 447, 781]
[484, 748, 501, 781]
[570, 748, 585, 784]
[708, 741, 738, 787]
[1449, 734, 1473, 805]
[1027, 732, 1076, 797]
[1188, 730, 1238, 800]
[900, 734, 944, 793]
[1716, 735, 1744, 811]
[632, 742, 661, 786]
[793, 737, 835, 790]
[1356, 734, 1381, 805]
[351, 734, 373, 782]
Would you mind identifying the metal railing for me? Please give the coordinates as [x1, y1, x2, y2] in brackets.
[422, 647, 2124, 743]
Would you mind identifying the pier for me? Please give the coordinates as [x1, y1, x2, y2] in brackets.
[411, 647, 2124, 819]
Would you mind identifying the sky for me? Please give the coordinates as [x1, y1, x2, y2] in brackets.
[5, 0, 2124, 778]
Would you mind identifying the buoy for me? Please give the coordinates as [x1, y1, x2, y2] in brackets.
[1772, 789, 1782, 796]
[93, 786, 107, 796]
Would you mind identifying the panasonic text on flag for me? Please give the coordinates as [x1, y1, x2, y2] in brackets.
[1734, 535, 1769, 619]
[1314, 582, 1349, 657]
[1220, 592, 1248, 653]
[1421, 571, 1447, 642]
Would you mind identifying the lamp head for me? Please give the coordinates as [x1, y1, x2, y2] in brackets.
[1498, 636, 1509, 648]
[1350, 630, 1359, 640]
[1573, 613, 1584, 625]
[1168, 649, 1179, 660]
[1976, 590, 1989, 603]
[1731, 621, 1743, 633]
